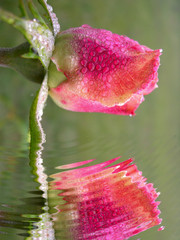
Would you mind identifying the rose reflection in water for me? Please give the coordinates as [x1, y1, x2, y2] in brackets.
[49, 157, 162, 240]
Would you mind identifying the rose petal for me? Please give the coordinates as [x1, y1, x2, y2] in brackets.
[50, 84, 144, 115]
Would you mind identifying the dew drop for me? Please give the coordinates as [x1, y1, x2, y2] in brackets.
[82, 88, 88, 93]
[96, 64, 102, 71]
[81, 67, 88, 74]
[98, 73, 103, 79]
[121, 47, 125, 52]
[88, 62, 95, 71]
[84, 78, 88, 84]
[120, 64, 124, 70]
[98, 55, 104, 62]
[111, 64, 115, 69]
[114, 59, 119, 65]
[102, 91, 108, 97]
[107, 75, 112, 82]
[106, 82, 111, 88]
[61, 100, 67, 105]
[90, 51, 95, 56]
[105, 40, 111, 46]
[102, 75, 107, 82]
[103, 66, 109, 74]
[80, 59, 87, 67]
[103, 53, 108, 59]
[95, 39, 101, 44]
[83, 53, 88, 58]
[127, 82, 135, 89]
[96, 46, 105, 53]
[93, 56, 98, 63]
[101, 62, 106, 68]
[85, 43, 91, 48]
[82, 24, 92, 28]
[122, 59, 127, 65]
[76, 84, 81, 90]
[38, 35, 43, 41]
[141, 83, 148, 89]
[82, 47, 87, 52]
[81, 81, 85, 86]
[47, 5, 53, 12]
[158, 226, 165, 231]
[107, 59, 113, 65]
[88, 55, 92, 61]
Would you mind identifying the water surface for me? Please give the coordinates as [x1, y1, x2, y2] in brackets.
[0, 0, 180, 239]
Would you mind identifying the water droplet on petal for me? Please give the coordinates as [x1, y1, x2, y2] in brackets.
[98, 55, 104, 62]
[81, 59, 87, 67]
[81, 67, 88, 74]
[93, 56, 98, 63]
[98, 73, 103, 79]
[158, 226, 165, 231]
[84, 77, 88, 84]
[102, 91, 108, 97]
[82, 24, 92, 28]
[101, 62, 106, 68]
[83, 53, 88, 58]
[90, 51, 95, 56]
[103, 53, 108, 59]
[88, 62, 95, 71]
[96, 46, 105, 53]
[96, 64, 102, 71]
[114, 59, 119, 65]
[102, 75, 107, 82]
[82, 47, 87, 52]
[106, 82, 111, 88]
[81, 81, 85, 86]
[103, 67, 109, 74]
[107, 75, 112, 82]
[111, 64, 115, 69]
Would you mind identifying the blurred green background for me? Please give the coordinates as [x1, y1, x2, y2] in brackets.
[0, 0, 180, 239]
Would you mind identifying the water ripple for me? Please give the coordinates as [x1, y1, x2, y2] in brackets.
[49, 157, 162, 240]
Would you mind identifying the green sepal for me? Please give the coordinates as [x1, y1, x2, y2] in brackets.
[0, 7, 54, 69]
[38, 0, 60, 36]
[27, 0, 48, 28]
[18, 0, 29, 19]
[48, 60, 66, 88]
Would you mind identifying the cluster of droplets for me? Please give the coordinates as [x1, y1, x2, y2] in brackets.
[25, 19, 54, 68]
[77, 37, 127, 77]
[71, 33, 132, 100]
[44, 0, 60, 36]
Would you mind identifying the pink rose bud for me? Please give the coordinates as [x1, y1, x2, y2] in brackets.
[48, 25, 162, 115]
